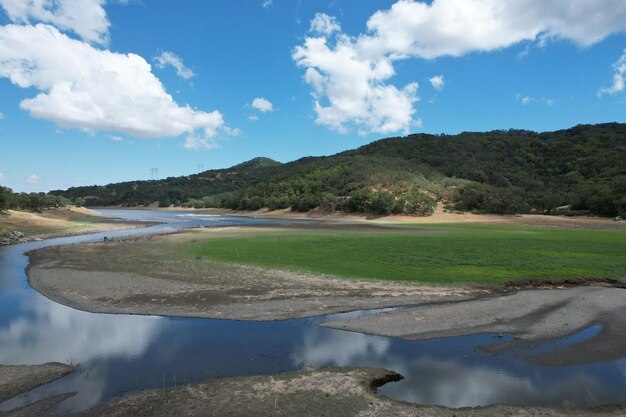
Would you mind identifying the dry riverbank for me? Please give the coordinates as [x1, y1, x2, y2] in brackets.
[0, 363, 74, 403]
[57, 368, 626, 417]
[324, 286, 626, 366]
[152, 205, 626, 230]
[0, 207, 147, 245]
[2, 367, 624, 416]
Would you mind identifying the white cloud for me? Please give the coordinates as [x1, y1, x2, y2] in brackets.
[252, 97, 274, 112]
[358, 0, 626, 60]
[154, 51, 195, 80]
[0, 173, 5, 180]
[294, 0, 626, 135]
[261, 0, 272, 9]
[517, 94, 554, 106]
[598, 49, 626, 96]
[108, 134, 122, 142]
[293, 34, 419, 134]
[0, 0, 110, 44]
[248, 114, 259, 121]
[429, 74, 444, 91]
[310, 13, 340, 35]
[0, 112, 5, 119]
[25, 174, 41, 183]
[0, 24, 232, 148]
[183, 134, 221, 151]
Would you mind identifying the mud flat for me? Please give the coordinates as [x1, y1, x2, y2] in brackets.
[324, 286, 626, 365]
[0, 363, 74, 403]
[63, 367, 625, 417]
[26, 231, 476, 320]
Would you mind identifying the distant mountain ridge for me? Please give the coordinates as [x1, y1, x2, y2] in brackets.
[51, 123, 626, 217]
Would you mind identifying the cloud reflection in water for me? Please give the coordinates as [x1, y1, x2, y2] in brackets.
[292, 323, 621, 408]
[0, 295, 162, 365]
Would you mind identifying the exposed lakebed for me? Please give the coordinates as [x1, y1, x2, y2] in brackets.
[0, 209, 625, 414]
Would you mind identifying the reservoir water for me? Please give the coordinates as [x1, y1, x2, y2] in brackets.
[0, 209, 624, 414]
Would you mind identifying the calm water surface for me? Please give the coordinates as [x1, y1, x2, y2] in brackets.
[0, 209, 624, 413]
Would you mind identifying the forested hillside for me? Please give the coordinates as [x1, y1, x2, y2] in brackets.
[50, 123, 626, 217]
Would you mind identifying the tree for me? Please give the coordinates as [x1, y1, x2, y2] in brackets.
[0, 186, 11, 210]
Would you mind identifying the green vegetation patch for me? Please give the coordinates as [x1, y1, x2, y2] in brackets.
[188, 225, 626, 285]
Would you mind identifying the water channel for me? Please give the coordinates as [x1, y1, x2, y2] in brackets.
[0, 209, 624, 414]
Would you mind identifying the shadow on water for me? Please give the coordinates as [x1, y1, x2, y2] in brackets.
[0, 209, 625, 413]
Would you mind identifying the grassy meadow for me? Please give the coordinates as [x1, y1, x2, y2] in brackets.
[186, 224, 626, 285]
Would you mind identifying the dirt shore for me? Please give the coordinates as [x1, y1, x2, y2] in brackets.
[0, 207, 148, 245]
[323, 286, 626, 365]
[0, 363, 74, 403]
[152, 205, 626, 230]
[66, 367, 625, 417]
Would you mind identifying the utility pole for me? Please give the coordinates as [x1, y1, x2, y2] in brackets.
[149, 168, 159, 180]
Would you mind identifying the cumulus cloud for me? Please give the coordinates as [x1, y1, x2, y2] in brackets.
[0, 24, 231, 148]
[310, 13, 340, 35]
[252, 97, 274, 112]
[25, 174, 41, 183]
[154, 51, 195, 80]
[0, 0, 110, 44]
[293, 33, 419, 134]
[429, 75, 444, 91]
[248, 114, 259, 121]
[294, 0, 626, 135]
[358, 0, 626, 60]
[598, 49, 626, 96]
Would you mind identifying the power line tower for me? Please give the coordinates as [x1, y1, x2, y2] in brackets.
[149, 168, 159, 180]
[198, 164, 204, 174]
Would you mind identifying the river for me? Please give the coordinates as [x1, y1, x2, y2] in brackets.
[0, 209, 624, 414]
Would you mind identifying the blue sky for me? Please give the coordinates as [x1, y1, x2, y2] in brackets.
[1, 0, 626, 192]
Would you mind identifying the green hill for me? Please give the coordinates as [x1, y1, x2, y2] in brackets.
[50, 123, 626, 217]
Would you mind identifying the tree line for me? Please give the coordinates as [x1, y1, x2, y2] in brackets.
[48, 123, 626, 217]
[0, 186, 72, 212]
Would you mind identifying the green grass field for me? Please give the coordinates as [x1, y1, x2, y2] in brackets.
[187, 225, 626, 285]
